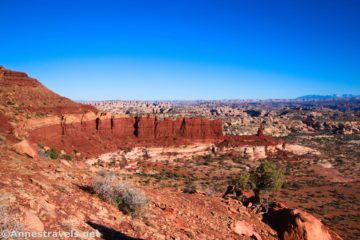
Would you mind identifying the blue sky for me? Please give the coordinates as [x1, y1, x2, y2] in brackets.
[1, 0, 359, 100]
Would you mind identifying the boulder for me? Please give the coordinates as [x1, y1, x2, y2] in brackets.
[234, 220, 262, 240]
[13, 140, 39, 160]
[22, 210, 44, 232]
[264, 202, 342, 240]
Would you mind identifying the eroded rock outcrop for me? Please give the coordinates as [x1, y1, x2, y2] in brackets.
[27, 114, 224, 157]
[264, 202, 343, 240]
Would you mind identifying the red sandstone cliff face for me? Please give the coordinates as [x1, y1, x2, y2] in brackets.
[28, 114, 224, 157]
[135, 115, 223, 140]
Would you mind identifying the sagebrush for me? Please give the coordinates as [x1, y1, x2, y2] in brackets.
[92, 173, 148, 217]
[0, 203, 23, 239]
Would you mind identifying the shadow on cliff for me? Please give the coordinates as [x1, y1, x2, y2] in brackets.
[87, 221, 142, 240]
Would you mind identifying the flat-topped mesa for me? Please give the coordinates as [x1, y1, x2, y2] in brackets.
[28, 113, 224, 157]
[27, 112, 284, 158]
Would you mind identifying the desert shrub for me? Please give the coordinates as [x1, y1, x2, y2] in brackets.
[92, 175, 148, 217]
[226, 161, 284, 204]
[254, 161, 284, 197]
[183, 181, 196, 194]
[203, 154, 212, 161]
[114, 184, 148, 216]
[92, 176, 113, 202]
[98, 170, 116, 179]
[202, 154, 212, 165]
[0, 203, 23, 237]
[232, 157, 246, 164]
[157, 170, 181, 179]
[139, 170, 182, 181]
[45, 148, 59, 159]
[228, 171, 254, 190]
[61, 154, 72, 161]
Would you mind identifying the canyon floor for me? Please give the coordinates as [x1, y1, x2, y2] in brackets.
[278, 133, 360, 239]
[87, 132, 360, 239]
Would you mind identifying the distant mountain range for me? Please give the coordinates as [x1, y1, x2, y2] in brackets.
[297, 94, 360, 100]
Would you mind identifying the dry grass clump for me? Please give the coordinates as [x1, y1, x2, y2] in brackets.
[0, 201, 23, 239]
[92, 173, 148, 217]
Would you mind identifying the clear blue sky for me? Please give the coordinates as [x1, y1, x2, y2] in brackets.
[1, 0, 359, 100]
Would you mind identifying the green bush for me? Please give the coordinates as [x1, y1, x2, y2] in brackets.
[183, 181, 197, 194]
[61, 154, 72, 161]
[254, 161, 284, 196]
[46, 148, 60, 159]
[227, 161, 284, 203]
[203, 154, 212, 161]
[228, 171, 254, 190]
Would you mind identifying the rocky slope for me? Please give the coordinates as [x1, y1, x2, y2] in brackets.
[0, 66, 96, 116]
[0, 146, 278, 240]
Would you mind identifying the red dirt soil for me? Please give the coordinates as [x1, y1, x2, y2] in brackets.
[0, 112, 17, 143]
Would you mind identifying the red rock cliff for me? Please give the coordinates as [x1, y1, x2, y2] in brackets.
[1, 66, 279, 158]
[28, 114, 224, 157]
